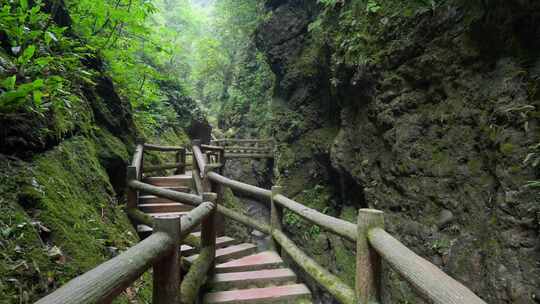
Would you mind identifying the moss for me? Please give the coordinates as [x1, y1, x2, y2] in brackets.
[332, 237, 356, 286]
[222, 188, 252, 243]
[499, 142, 516, 155]
[0, 134, 152, 303]
[290, 38, 325, 78]
[32, 136, 135, 274]
[467, 159, 482, 173]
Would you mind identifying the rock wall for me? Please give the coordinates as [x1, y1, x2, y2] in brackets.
[256, 1, 540, 303]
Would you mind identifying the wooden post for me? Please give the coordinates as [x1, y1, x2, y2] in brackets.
[356, 209, 384, 304]
[180, 148, 186, 174]
[126, 166, 138, 209]
[153, 215, 181, 304]
[201, 192, 217, 269]
[219, 148, 226, 168]
[270, 186, 283, 253]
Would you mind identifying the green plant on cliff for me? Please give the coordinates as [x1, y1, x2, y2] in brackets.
[0, 0, 91, 119]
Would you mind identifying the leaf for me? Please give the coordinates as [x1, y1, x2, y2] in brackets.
[46, 31, 58, 42]
[18, 45, 36, 65]
[33, 90, 43, 105]
[1, 76, 16, 90]
[20, 0, 28, 10]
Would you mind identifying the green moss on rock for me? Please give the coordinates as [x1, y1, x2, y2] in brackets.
[0, 131, 152, 303]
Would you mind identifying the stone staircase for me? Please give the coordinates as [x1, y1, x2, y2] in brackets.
[136, 171, 312, 304]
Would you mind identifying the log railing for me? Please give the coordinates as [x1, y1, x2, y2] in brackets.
[211, 138, 274, 159]
[35, 140, 212, 304]
[35, 138, 488, 304]
[193, 139, 488, 304]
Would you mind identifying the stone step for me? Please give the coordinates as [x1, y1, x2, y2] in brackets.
[215, 251, 284, 273]
[214, 236, 239, 249]
[181, 237, 236, 256]
[139, 195, 193, 204]
[209, 269, 296, 291]
[138, 203, 193, 213]
[181, 244, 197, 256]
[148, 212, 189, 218]
[203, 284, 311, 304]
[185, 243, 257, 265]
[143, 175, 192, 187]
[139, 186, 191, 196]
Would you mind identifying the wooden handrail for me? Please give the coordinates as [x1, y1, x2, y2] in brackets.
[224, 146, 272, 152]
[143, 162, 185, 173]
[224, 153, 273, 158]
[128, 180, 202, 206]
[212, 138, 273, 143]
[207, 171, 271, 200]
[35, 218, 179, 304]
[132, 143, 144, 179]
[192, 142, 207, 177]
[143, 143, 185, 152]
[368, 228, 487, 304]
[273, 194, 356, 242]
[200, 144, 225, 151]
[105, 140, 485, 304]
[217, 205, 271, 234]
[204, 141, 487, 304]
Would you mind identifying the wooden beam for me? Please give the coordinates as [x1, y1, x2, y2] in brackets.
[224, 146, 272, 152]
[273, 194, 356, 242]
[203, 163, 223, 176]
[272, 230, 356, 304]
[201, 144, 225, 151]
[368, 228, 487, 304]
[143, 143, 185, 152]
[207, 172, 271, 201]
[217, 205, 271, 235]
[126, 208, 153, 226]
[192, 140, 207, 175]
[178, 149, 187, 174]
[35, 232, 174, 304]
[212, 138, 273, 143]
[270, 186, 283, 253]
[180, 246, 214, 304]
[132, 144, 144, 179]
[179, 202, 215, 240]
[153, 216, 181, 304]
[143, 162, 184, 173]
[356, 209, 384, 303]
[224, 153, 274, 159]
[127, 203, 214, 242]
[128, 180, 202, 206]
[126, 166, 138, 210]
[201, 193, 218, 268]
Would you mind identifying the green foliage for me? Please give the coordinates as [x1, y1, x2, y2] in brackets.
[0, 0, 90, 119]
[186, 0, 274, 135]
[366, 0, 381, 13]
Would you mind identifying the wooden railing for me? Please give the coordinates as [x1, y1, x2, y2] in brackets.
[35, 140, 212, 304]
[211, 138, 274, 159]
[35, 138, 488, 304]
[192, 139, 488, 304]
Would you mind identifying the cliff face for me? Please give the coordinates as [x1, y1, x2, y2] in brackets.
[256, 1, 540, 303]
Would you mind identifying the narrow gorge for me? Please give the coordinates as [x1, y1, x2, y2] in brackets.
[0, 0, 539, 303]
